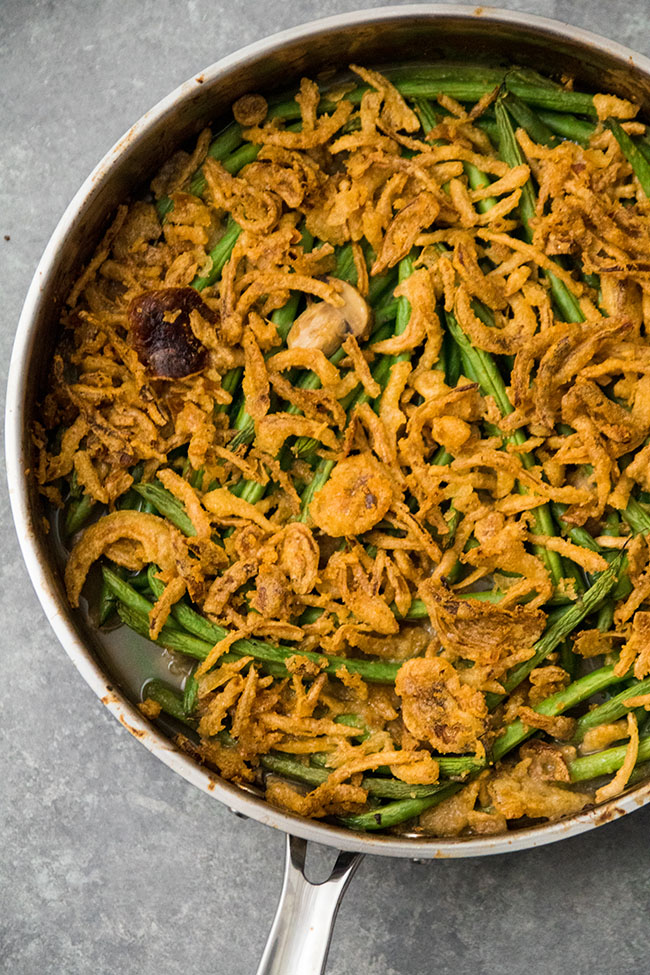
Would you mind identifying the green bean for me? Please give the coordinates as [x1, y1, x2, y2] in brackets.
[191, 219, 242, 292]
[368, 270, 396, 307]
[606, 119, 650, 198]
[493, 663, 628, 760]
[358, 776, 448, 801]
[155, 197, 174, 223]
[479, 117, 501, 146]
[157, 123, 245, 219]
[537, 109, 595, 146]
[596, 600, 615, 633]
[445, 309, 511, 414]
[413, 96, 439, 136]
[621, 496, 650, 534]
[364, 76, 597, 115]
[98, 585, 117, 625]
[495, 97, 585, 324]
[107, 569, 401, 683]
[502, 91, 558, 147]
[551, 502, 603, 554]
[298, 458, 335, 523]
[500, 560, 620, 696]
[604, 511, 621, 537]
[375, 298, 399, 325]
[188, 467, 204, 492]
[263, 754, 329, 786]
[228, 420, 255, 449]
[338, 783, 462, 832]
[114, 461, 145, 511]
[443, 330, 462, 387]
[335, 713, 369, 738]
[465, 160, 498, 214]
[433, 664, 632, 786]
[67, 467, 82, 499]
[98, 563, 126, 625]
[146, 564, 230, 644]
[503, 79, 597, 116]
[390, 65, 507, 88]
[183, 674, 199, 715]
[445, 308, 565, 588]
[221, 142, 260, 175]
[261, 753, 449, 800]
[392, 255, 415, 363]
[132, 482, 196, 537]
[334, 242, 356, 281]
[103, 566, 161, 617]
[559, 638, 577, 680]
[573, 675, 650, 742]
[157, 103, 306, 220]
[638, 139, 650, 168]
[229, 293, 303, 445]
[506, 67, 563, 91]
[436, 755, 484, 778]
[214, 366, 244, 416]
[569, 734, 650, 783]
[209, 122, 245, 158]
[235, 478, 267, 506]
[142, 679, 194, 723]
[117, 603, 287, 677]
[391, 65, 558, 93]
[292, 261, 410, 457]
[65, 493, 95, 536]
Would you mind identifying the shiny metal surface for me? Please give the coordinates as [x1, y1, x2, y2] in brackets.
[7, 5, 650, 864]
[255, 836, 361, 975]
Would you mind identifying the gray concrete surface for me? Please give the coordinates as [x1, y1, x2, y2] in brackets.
[2, 1, 650, 972]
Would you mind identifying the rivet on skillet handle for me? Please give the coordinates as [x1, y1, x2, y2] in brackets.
[256, 835, 362, 975]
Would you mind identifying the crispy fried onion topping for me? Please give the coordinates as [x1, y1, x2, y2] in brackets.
[395, 657, 488, 754]
[420, 581, 546, 666]
[310, 454, 396, 537]
[40, 61, 650, 837]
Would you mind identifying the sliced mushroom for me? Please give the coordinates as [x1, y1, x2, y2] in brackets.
[287, 278, 370, 357]
[128, 287, 215, 379]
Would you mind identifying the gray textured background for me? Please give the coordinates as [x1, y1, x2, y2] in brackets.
[3, 2, 650, 973]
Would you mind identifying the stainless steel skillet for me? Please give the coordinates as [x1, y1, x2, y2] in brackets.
[7, 7, 650, 973]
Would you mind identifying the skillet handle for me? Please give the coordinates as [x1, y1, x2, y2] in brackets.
[255, 834, 362, 975]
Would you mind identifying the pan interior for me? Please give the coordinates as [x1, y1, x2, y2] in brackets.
[10, 6, 650, 856]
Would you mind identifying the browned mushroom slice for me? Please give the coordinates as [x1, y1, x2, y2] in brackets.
[287, 279, 370, 357]
[128, 288, 215, 379]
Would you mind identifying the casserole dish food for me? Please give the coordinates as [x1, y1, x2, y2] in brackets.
[7, 7, 650, 973]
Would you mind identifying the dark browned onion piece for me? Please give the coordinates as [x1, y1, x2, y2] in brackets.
[128, 288, 215, 378]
